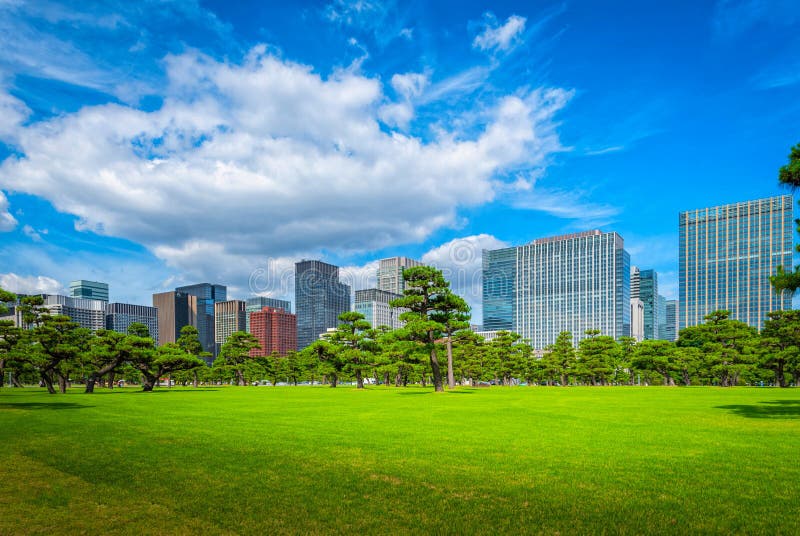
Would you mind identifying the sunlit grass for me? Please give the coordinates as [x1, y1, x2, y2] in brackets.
[2, 386, 799, 534]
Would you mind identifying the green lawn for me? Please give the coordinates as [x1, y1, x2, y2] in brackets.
[1, 386, 799, 535]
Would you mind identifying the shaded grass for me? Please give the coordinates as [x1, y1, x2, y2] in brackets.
[1, 386, 799, 534]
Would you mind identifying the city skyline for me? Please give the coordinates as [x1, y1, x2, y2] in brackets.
[0, 2, 798, 324]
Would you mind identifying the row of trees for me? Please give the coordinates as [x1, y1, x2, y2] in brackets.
[3, 265, 800, 391]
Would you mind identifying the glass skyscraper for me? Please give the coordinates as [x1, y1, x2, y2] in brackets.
[175, 283, 227, 359]
[69, 280, 109, 302]
[295, 260, 351, 350]
[482, 230, 631, 350]
[679, 195, 793, 331]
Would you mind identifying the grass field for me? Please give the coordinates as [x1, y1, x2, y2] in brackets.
[1, 386, 799, 535]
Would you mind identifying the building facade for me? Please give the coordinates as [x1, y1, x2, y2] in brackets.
[679, 195, 793, 331]
[214, 300, 247, 349]
[249, 306, 297, 357]
[245, 296, 292, 332]
[152, 291, 198, 347]
[175, 283, 227, 358]
[638, 269, 660, 340]
[630, 297, 644, 342]
[106, 303, 159, 340]
[377, 256, 422, 295]
[482, 230, 631, 350]
[69, 280, 109, 302]
[295, 260, 351, 350]
[42, 294, 107, 331]
[354, 288, 404, 329]
[665, 300, 678, 342]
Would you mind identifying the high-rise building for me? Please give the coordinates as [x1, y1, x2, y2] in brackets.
[245, 296, 292, 332]
[638, 269, 660, 340]
[377, 256, 422, 295]
[354, 288, 404, 329]
[295, 260, 351, 350]
[69, 280, 109, 302]
[152, 291, 198, 347]
[482, 230, 630, 350]
[665, 300, 678, 342]
[657, 294, 667, 340]
[106, 303, 158, 340]
[215, 300, 247, 349]
[679, 195, 793, 331]
[630, 267, 641, 299]
[41, 294, 106, 331]
[630, 297, 644, 341]
[249, 306, 297, 357]
[175, 283, 226, 358]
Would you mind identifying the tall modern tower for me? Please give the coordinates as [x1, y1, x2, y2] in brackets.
[679, 195, 793, 331]
[69, 280, 109, 302]
[152, 291, 198, 347]
[245, 296, 292, 332]
[377, 257, 422, 295]
[482, 230, 630, 349]
[639, 269, 660, 340]
[214, 300, 247, 350]
[665, 300, 678, 342]
[295, 260, 351, 350]
[175, 283, 227, 358]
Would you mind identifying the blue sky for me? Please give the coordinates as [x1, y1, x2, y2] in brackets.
[0, 0, 798, 322]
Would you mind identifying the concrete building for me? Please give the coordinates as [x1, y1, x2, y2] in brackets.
[377, 256, 423, 295]
[214, 300, 247, 350]
[106, 303, 158, 340]
[245, 296, 292, 332]
[69, 280, 109, 302]
[482, 230, 630, 350]
[295, 260, 351, 350]
[175, 283, 226, 359]
[42, 294, 106, 332]
[679, 195, 793, 331]
[630, 297, 644, 342]
[152, 291, 198, 347]
[249, 306, 297, 357]
[354, 288, 404, 329]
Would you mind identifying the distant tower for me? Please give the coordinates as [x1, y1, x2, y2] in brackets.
[679, 195, 793, 331]
[69, 280, 109, 302]
[152, 291, 198, 347]
[175, 283, 227, 359]
[295, 260, 351, 350]
[214, 300, 247, 350]
[377, 257, 422, 295]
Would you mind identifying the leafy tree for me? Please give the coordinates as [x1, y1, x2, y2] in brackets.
[303, 340, 342, 387]
[431, 292, 471, 389]
[177, 325, 211, 386]
[760, 310, 800, 387]
[672, 346, 702, 386]
[85, 329, 130, 393]
[219, 331, 261, 386]
[488, 331, 529, 385]
[132, 340, 204, 391]
[576, 330, 618, 385]
[20, 314, 92, 394]
[771, 142, 800, 293]
[631, 340, 675, 386]
[541, 331, 575, 386]
[0, 288, 20, 387]
[329, 311, 376, 389]
[391, 266, 452, 392]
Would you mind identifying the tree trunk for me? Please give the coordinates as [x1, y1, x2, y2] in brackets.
[141, 371, 157, 391]
[12, 374, 22, 388]
[682, 371, 691, 386]
[428, 340, 443, 392]
[193, 370, 199, 388]
[446, 335, 455, 389]
[356, 369, 364, 389]
[330, 373, 338, 388]
[236, 369, 245, 386]
[57, 374, 68, 394]
[561, 373, 568, 386]
[41, 372, 56, 394]
[108, 372, 115, 390]
[85, 376, 97, 394]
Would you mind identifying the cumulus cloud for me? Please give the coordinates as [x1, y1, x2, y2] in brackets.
[0, 89, 30, 141]
[0, 191, 16, 231]
[0, 46, 570, 284]
[0, 272, 63, 295]
[473, 13, 527, 53]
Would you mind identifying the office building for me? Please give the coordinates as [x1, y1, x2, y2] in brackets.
[106, 303, 158, 340]
[377, 256, 423, 295]
[482, 230, 630, 350]
[665, 300, 678, 342]
[657, 294, 667, 340]
[638, 269, 660, 340]
[679, 195, 793, 331]
[249, 306, 297, 357]
[215, 300, 247, 348]
[69, 280, 109, 302]
[295, 260, 351, 350]
[41, 294, 106, 331]
[354, 288, 404, 329]
[175, 283, 226, 358]
[630, 297, 644, 341]
[152, 291, 198, 347]
[245, 296, 292, 332]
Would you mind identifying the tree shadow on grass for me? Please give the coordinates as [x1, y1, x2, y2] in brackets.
[716, 400, 800, 419]
[0, 402, 93, 410]
[395, 391, 431, 396]
[446, 390, 475, 395]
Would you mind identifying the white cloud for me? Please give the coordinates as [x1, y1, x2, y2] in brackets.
[0, 191, 16, 231]
[0, 272, 63, 295]
[0, 46, 570, 285]
[473, 13, 527, 53]
[0, 88, 29, 141]
[22, 224, 43, 241]
[510, 180, 620, 228]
